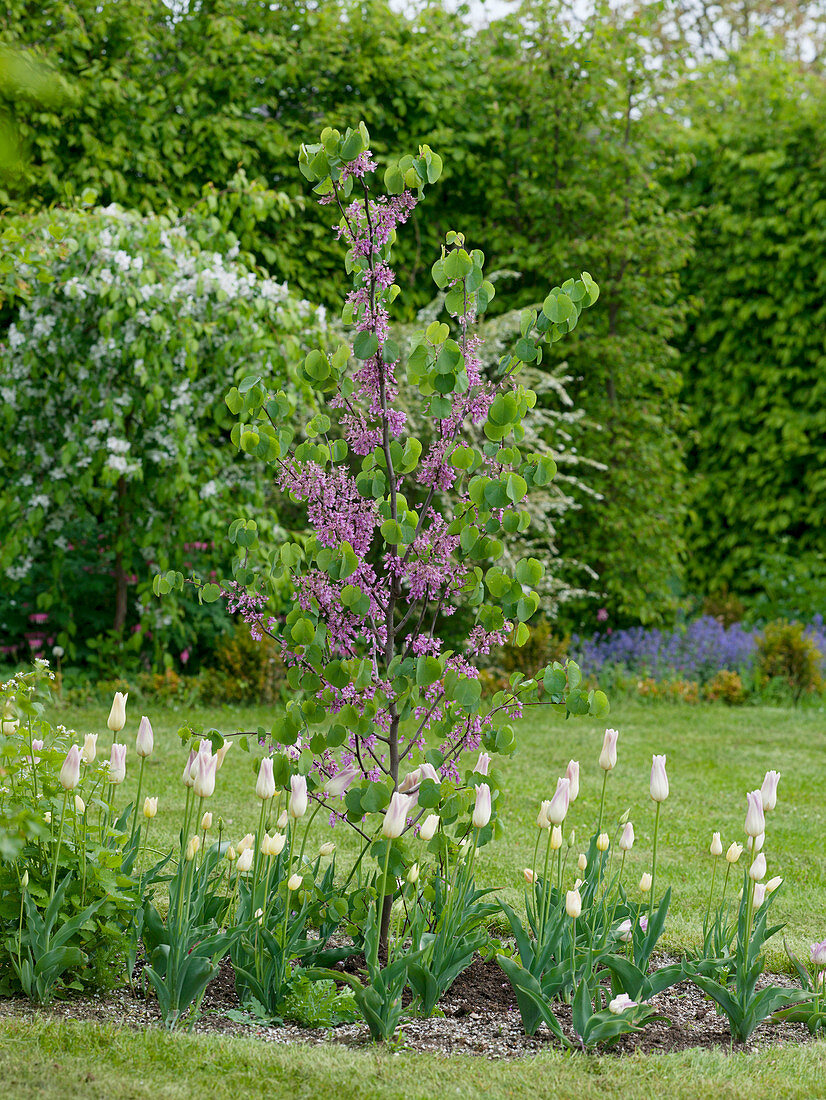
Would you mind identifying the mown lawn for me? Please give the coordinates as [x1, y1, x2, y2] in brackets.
[4, 697, 824, 1098]
[2, 1018, 826, 1100]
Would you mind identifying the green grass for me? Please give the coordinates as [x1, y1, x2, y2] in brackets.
[50, 697, 826, 954]
[1, 1018, 826, 1099]
[7, 698, 825, 1097]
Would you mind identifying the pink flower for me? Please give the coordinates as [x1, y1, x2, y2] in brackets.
[59, 746, 81, 791]
[383, 792, 411, 838]
[547, 777, 570, 825]
[761, 770, 780, 812]
[744, 790, 765, 837]
[473, 752, 491, 776]
[472, 783, 492, 829]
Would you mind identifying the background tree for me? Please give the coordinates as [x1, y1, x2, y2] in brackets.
[472, 0, 693, 625]
[669, 43, 826, 609]
[0, 188, 330, 664]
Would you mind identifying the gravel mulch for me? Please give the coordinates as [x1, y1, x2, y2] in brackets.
[0, 955, 814, 1059]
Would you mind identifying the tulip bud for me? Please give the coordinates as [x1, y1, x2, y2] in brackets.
[277, 809, 289, 829]
[21, 871, 28, 889]
[753, 882, 766, 908]
[108, 742, 127, 785]
[215, 740, 233, 770]
[547, 777, 570, 826]
[59, 746, 81, 791]
[324, 764, 360, 797]
[749, 852, 767, 881]
[81, 733, 98, 765]
[406, 863, 420, 884]
[74, 794, 86, 815]
[565, 760, 580, 802]
[596, 833, 610, 852]
[747, 832, 765, 853]
[132, 716, 152, 759]
[236, 848, 253, 873]
[550, 825, 563, 851]
[256, 758, 276, 801]
[536, 800, 552, 830]
[269, 832, 286, 857]
[608, 993, 638, 1014]
[616, 918, 633, 943]
[289, 774, 308, 819]
[726, 842, 743, 864]
[44, 811, 52, 824]
[574, 877, 583, 890]
[107, 691, 128, 734]
[810, 940, 826, 967]
[182, 749, 196, 788]
[319, 842, 336, 857]
[185, 835, 200, 862]
[577, 853, 588, 872]
[761, 770, 780, 812]
[650, 755, 669, 803]
[744, 790, 765, 838]
[226, 846, 237, 862]
[383, 791, 411, 838]
[524, 868, 537, 884]
[200, 812, 213, 833]
[31, 738, 44, 760]
[473, 751, 491, 776]
[254, 907, 264, 925]
[640, 872, 652, 893]
[599, 728, 619, 771]
[287, 873, 303, 892]
[765, 876, 782, 895]
[419, 813, 439, 841]
[472, 783, 492, 829]
[238, 833, 254, 853]
[710, 832, 723, 857]
[193, 749, 217, 799]
[565, 889, 582, 919]
[619, 822, 635, 851]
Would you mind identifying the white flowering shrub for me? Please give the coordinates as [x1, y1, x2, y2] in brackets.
[0, 202, 329, 665]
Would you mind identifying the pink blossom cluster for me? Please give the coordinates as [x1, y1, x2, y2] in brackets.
[278, 461, 378, 557]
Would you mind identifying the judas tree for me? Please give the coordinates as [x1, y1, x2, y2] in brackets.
[159, 122, 607, 955]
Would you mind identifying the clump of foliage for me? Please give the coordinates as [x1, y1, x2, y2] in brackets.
[755, 621, 823, 706]
[0, 189, 329, 666]
[704, 669, 748, 707]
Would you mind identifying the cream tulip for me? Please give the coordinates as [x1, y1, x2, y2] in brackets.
[107, 691, 128, 734]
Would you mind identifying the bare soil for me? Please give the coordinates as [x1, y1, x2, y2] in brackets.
[0, 955, 813, 1059]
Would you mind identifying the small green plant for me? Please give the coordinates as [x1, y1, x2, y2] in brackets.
[704, 669, 748, 705]
[755, 620, 823, 705]
[777, 938, 826, 1034]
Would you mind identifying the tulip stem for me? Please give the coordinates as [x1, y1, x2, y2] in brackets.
[131, 757, 146, 844]
[649, 801, 661, 922]
[374, 840, 393, 973]
[539, 827, 553, 940]
[297, 800, 324, 869]
[251, 797, 269, 904]
[704, 856, 719, 943]
[79, 809, 88, 907]
[608, 851, 626, 936]
[27, 717, 39, 805]
[140, 817, 152, 892]
[49, 787, 69, 902]
[597, 771, 608, 836]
